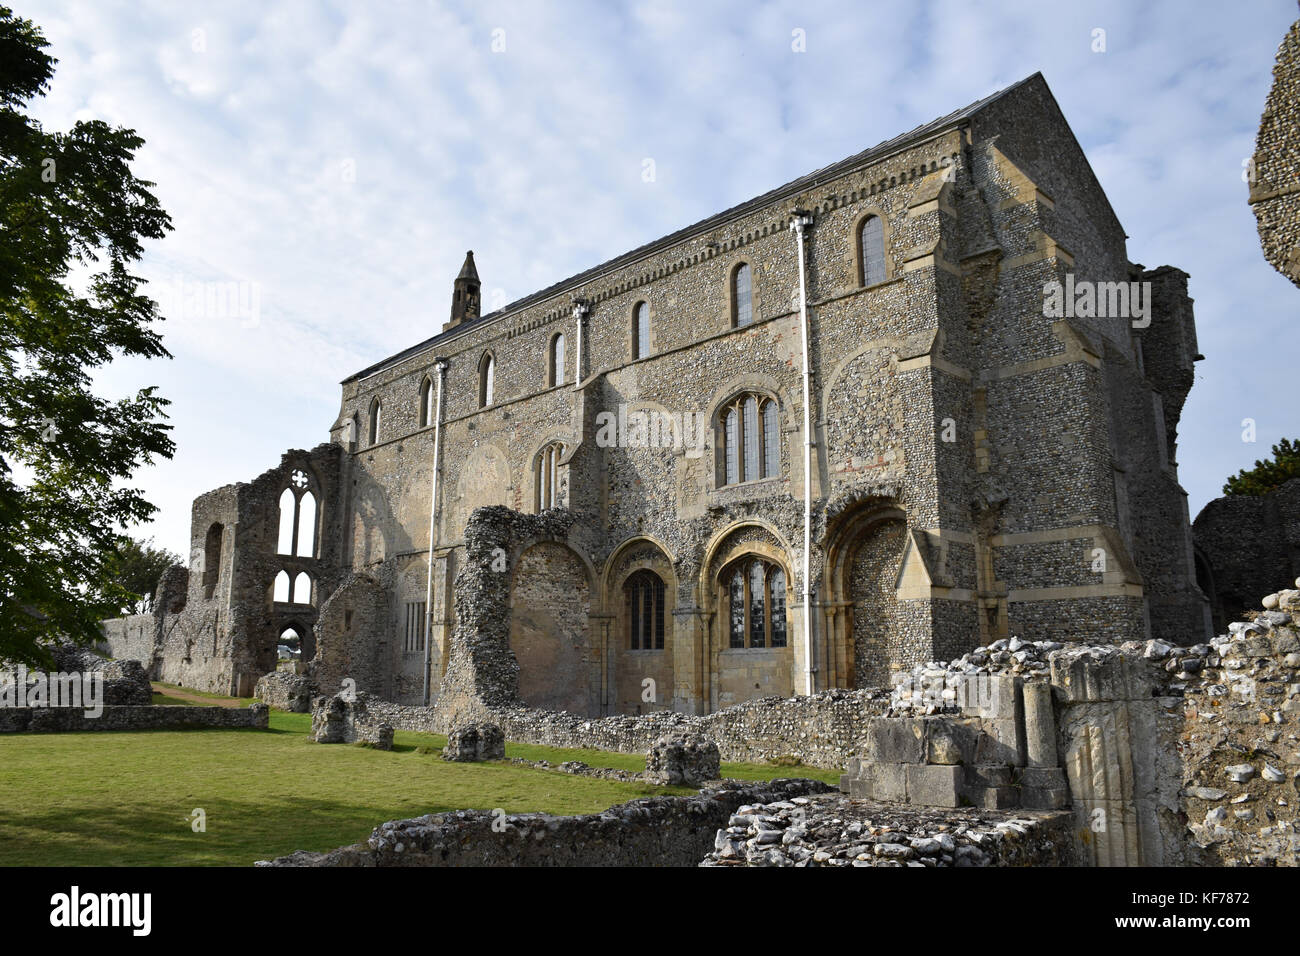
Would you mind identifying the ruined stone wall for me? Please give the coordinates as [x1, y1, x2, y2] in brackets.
[1194, 478, 1300, 632]
[1250, 8, 1300, 288]
[0, 703, 269, 733]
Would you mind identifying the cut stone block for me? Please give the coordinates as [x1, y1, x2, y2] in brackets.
[906, 764, 962, 808]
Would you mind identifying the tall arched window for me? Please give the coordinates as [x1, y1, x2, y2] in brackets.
[293, 571, 312, 605]
[273, 570, 291, 603]
[534, 441, 564, 511]
[478, 352, 495, 407]
[368, 398, 382, 445]
[419, 375, 434, 428]
[719, 393, 779, 485]
[625, 570, 666, 650]
[633, 302, 650, 359]
[277, 470, 317, 558]
[203, 523, 223, 600]
[549, 333, 566, 387]
[860, 215, 885, 286]
[732, 262, 753, 327]
[726, 558, 787, 649]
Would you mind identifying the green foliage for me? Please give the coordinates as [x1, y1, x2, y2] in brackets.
[1223, 438, 1300, 497]
[0, 7, 174, 665]
[103, 535, 182, 614]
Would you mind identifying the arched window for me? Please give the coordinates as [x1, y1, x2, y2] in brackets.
[732, 262, 753, 327]
[534, 441, 564, 511]
[860, 215, 885, 286]
[725, 558, 787, 649]
[273, 570, 291, 603]
[277, 470, 317, 558]
[276, 489, 295, 555]
[633, 302, 650, 359]
[719, 393, 779, 485]
[368, 398, 382, 445]
[293, 571, 312, 605]
[624, 570, 666, 650]
[549, 333, 566, 387]
[419, 375, 434, 428]
[203, 523, 223, 600]
[478, 352, 495, 407]
[296, 491, 316, 558]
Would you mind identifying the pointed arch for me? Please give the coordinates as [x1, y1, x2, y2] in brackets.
[292, 571, 312, 605]
[296, 490, 316, 558]
[276, 489, 295, 555]
[273, 570, 291, 603]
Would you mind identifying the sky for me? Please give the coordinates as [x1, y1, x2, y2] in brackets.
[17, 0, 1300, 558]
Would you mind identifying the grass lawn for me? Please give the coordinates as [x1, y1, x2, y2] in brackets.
[0, 707, 839, 866]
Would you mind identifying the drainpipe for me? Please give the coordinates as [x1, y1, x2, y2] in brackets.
[572, 300, 589, 384]
[423, 359, 447, 706]
[790, 210, 815, 697]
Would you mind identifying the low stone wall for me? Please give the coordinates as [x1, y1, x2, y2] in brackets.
[254, 671, 314, 712]
[356, 689, 888, 769]
[258, 779, 834, 867]
[0, 703, 269, 733]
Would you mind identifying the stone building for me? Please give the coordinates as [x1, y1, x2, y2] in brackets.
[102, 73, 1210, 710]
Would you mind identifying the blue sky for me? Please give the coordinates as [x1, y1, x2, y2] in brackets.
[19, 0, 1300, 557]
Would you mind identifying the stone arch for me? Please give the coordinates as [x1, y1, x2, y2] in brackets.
[603, 536, 677, 715]
[508, 540, 596, 715]
[823, 499, 910, 689]
[850, 206, 895, 287]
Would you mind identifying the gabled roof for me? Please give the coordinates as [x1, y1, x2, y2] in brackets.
[345, 72, 1044, 384]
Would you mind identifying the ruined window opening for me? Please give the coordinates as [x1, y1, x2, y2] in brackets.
[203, 523, 224, 600]
[404, 601, 427, 654]
[549, 333, 566, 387]
[276, 489, 295, 555]
[860, 215, 885, 287]
[534, 441, 565, 511]
[625, 570, 665, 650]
[273, 570, 291, 603]
[633, 301, 650, 359]
[292, 571, 312, 605]
[724, 557, 787, 649]
[479, 352, 495, 407]
[296, 490, 316, 558]
[278, 473, 316, 558]
[419, 375, 434, 428]
[732, 262, 753, 327]
[368, 398, 382, 445]
[719, 393, 779, 486]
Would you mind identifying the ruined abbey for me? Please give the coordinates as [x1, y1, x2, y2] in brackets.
[101, 72, 1212, 716]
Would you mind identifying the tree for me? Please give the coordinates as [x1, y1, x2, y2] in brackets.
[0, 7, 174, 666]
[1223, 438, 1300, 497]
[103, 536, 183, 614]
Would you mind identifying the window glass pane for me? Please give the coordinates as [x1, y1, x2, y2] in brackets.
[296, 491, 316, 558]
[770, 568, 787, 647]
[482, 356, 494, 406]
[653, 577, 665, 650]
[642, 586, 652, 650]
[743, 396, 759, 481]
[729, 570, 745, 648]
[724, 408, 738, 485]
[554, 334, 565, 385]
[628, 582, 640, 649]
[734, 264, 752, 326]
[861, 216, 885, 286]
[749, 562, 765, 647]
[763, 401, 779, 478]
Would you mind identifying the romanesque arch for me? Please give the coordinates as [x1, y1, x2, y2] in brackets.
[447, 442, 511, 543]
[602, 536, 676, 715]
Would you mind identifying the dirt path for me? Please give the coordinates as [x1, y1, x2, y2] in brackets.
[151, 683, 245, 708]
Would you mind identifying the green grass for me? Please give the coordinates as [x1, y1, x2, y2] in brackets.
[0, 696, 838, 866]
[151, 682, 255, 707]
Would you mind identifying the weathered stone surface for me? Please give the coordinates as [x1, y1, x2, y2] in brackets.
[442, 722, 505, 762]
[310, 692, 393, 749]
[644, 734, 721, 786]
[254, 671, 315, 712]
[0, 703, 268, 733]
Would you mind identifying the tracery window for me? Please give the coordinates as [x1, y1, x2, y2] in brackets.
[720, 393, 779, 485]
[534, 442, 564, 511]
[625, 570, 666, 650]
[276, 470, 317, 558]
[725, 558, 787, 649]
